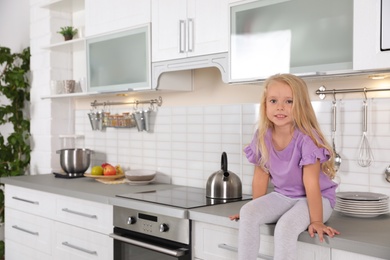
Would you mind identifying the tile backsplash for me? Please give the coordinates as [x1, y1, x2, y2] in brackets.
[75, 98, 390, 197]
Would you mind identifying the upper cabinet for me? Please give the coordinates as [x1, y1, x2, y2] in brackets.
[229, 0, 390, 83]
[353, 0, 390, 71]
[230, 0, 354, 82]
[151, 0, 229, 62]
[85, 0, 151, 37]
[86, 25, 151, 93]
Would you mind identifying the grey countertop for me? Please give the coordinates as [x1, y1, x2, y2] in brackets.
[2, 174, 390, 259]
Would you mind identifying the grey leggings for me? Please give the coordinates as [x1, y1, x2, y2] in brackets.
[238, 192, 333, 260]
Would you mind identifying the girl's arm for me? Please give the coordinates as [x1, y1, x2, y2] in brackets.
[303, 159, 339, 241]
[229, 165, 269, 220]
[252, 165, 270, 199]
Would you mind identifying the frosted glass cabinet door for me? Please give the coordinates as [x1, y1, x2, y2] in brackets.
[87, 25, 151, 92]
[230, 0, 353, 82]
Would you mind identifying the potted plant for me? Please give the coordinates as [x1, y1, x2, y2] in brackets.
[0, 46, 31, 259]
[57, 26, 78, 41]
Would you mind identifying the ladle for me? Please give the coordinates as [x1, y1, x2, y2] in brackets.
[331, 99, 342, 171]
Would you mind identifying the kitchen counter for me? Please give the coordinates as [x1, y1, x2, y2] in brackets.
[0, 174, 188, 218]
[2, 174, 390, 259]
[189, 200, 390, 259]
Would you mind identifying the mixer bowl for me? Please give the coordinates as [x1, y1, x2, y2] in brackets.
[57, 148, 93, 173]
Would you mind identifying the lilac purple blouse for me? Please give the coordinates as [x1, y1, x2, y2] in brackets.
[244, 128, 338, 207]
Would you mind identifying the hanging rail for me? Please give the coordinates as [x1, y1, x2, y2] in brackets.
[90, 96, 163, 107]
[316, 86, 390, 100]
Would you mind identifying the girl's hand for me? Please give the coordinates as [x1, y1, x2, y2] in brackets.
[308, 222, 340, 242]
[229, 213, 240, 221]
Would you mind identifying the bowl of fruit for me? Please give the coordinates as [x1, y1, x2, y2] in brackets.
[85, 163, 124, 179]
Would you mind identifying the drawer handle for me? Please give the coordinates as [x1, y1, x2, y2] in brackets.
[12, 196, 39, 205]
[62, 208, 97, 219]
[218, 243, 273, 260]
[62, 241, 97, 255]
[12, 225, 39, 236]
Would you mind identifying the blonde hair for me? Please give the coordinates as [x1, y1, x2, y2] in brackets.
[256, 73, 336, 179]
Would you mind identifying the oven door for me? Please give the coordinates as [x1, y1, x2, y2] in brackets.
[110, 227, 191, 260]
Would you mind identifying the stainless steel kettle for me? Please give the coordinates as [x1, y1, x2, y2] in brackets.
[206, 152, 242, 200]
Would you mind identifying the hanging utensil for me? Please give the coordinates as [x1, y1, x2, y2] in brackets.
[357, 93, 374, 167]
[384, 165, 390, 183]
[331, 98, 342, 171]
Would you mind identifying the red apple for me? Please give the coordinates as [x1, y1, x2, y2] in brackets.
[103, 164, 116, 175]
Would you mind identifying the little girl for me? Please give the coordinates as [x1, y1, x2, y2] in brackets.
[230, 74, 340, 260]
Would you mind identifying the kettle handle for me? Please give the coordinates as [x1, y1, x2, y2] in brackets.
[221, 152, 229, 177]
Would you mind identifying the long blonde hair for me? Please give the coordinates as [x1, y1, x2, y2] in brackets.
[256, 74, 336, 179]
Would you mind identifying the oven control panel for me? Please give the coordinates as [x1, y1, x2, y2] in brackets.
[113, 206, 190, 245]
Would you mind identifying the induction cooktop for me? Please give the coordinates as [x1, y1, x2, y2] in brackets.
[116, 186, 252, 209]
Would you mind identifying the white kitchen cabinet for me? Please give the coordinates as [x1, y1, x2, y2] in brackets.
[5, 208, 53, 256]
[353, 0, 390, 70]
[297, 241, 330, 260]
[4, 185, 113, 260]
[151, 0, 229, 62]
[56, 195, 113, 234]
[229, 0, 354, 82]
[6, 239, 52, 260]
[331, 249, 387, 260]
[192, 221, 274, 260]
[4, 185, 56, 219]
[53, 221, 113, 260]
[85, 0, 151, 37]
[192, 221, 330, 260]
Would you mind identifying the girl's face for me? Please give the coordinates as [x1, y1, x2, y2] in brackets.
[265, 80, 294, 129]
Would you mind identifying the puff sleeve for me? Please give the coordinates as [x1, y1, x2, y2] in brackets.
[244, 131, 261, 165]
[298, 136, 330, 167]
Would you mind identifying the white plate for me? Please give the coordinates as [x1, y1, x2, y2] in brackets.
[335, 206, 389, 214]
[125, 178, 155, 185]
[336, 210, 388, 218]
[336, 192, 389, 201]
[336, 205, 388, 212]
[336, 200, 389, 207]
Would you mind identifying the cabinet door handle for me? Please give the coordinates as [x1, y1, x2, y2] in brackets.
[218, 243, 273, 260]
[12, 225, 39, 236]
[179, 20, 186, 53]
[62, 208, 97, 219]
[187, 18, 194, 52]
[62, 241, 97, 255]
[12, 196, 39, 205]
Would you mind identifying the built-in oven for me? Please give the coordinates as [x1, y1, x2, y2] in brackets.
[112, 186, 251, 260]
[110, 206, 191, 260]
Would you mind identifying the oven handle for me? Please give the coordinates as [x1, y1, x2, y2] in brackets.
[109, 233, 188, 257]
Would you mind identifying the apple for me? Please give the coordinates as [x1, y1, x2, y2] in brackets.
[103, 164, 116, 176]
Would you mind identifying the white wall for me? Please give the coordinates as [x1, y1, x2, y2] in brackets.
[0, 0, 30, 141]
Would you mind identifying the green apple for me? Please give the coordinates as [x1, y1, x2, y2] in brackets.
[91, 165, 104, 175]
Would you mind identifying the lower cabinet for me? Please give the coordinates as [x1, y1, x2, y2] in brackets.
[192, 222, 330, 260]
[331, 249, 387, 260]
[53, 222, 113, 260]
[4, 185, 113, 260]
[5, 208, 53, 258]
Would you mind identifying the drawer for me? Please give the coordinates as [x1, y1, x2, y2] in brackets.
[56, 195, 113, 234]
[53, 221, 113, 260]
[5, 185, 55, 218]
[192, 222, 274, 260]
[5, 208, 53, 255]
[6, 239, 52, 260]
